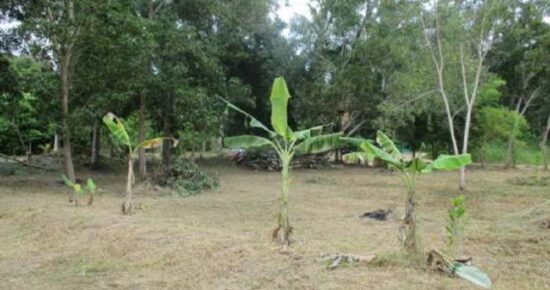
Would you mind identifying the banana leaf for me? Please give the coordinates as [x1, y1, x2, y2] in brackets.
[224, 135, 274, 150]
[422, 154, 472, 173]
[453, 263, 492, 289]
[102, 113, 131, 148]
[294, 132, 342, 155]
[270, 77, 295, 141]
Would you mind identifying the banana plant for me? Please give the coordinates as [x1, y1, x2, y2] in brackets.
[343, 131, 472, 253]
[222, 77, 342, 250]
[62, 175, 96, 206]
[103, 113, 176, 215]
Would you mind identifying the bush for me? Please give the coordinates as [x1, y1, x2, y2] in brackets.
[153, 158, 218, 197]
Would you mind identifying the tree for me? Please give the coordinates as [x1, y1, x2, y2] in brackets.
[0, 0, 97, 183]
[420, 0, 502, 190]
[223, 77, 342, 251]
[486, 1, 550, 168]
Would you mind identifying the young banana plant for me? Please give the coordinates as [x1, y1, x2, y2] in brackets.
[103, 113, 176, 215]
[222, 77, 342, 250]
[343, 131, 472, 254]
[62, 175, 96, 206]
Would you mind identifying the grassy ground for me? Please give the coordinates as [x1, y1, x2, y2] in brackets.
[0, 161, 549, 290]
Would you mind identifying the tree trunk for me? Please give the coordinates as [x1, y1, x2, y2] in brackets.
[505, 116, 520, 169]
[400, 189, 417, 254]
[138, 94, 147, 179]
[161, 113, 172, 173]
[122, 157, 134, 215]
[273, 157, 291, 251]
[90, 120, 100, 169]
[61, 54, 76, 187]
[27, 142, 32, 164]
[541, 116, 550, 171]
[53, 133, 59, 152]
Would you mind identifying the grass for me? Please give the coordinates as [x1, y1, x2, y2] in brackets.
[474, 141, 549, 166]
[0, 161, 549, 289]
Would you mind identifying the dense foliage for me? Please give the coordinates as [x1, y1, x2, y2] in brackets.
[0, 0, 548, 181]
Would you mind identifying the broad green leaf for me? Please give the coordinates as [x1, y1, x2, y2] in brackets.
[102, 113, 131, 148]
[74, 184, 83, 195]
[86, 178, 96, 193]
[376, 131, 401, 158]
[294, 132, 342, 154]
[406, 158, 429, 172]
[422, 154, 472, 173]
[224, 135, 275, 150]
[270, 77, 295, 141]
[62, 174, 75, 187]
[363, 141, 404, 169]
[220, 98, 275, 136]
[340, 137, 372, 148]
[453, 263, 492, 289]
[294, 125, 325, 140]
[342, 152, 374, 164]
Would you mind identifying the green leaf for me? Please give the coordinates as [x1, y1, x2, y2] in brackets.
[294, 132, 342, 155]
[453, 263, 492, 289]
[270, 77, 295, 141]
[224, 135, 275, 150]
[406, 158, 429, 172]
[62, 174, 75, 187]
[376, 131, 401, 158]
[340, 137, 372, 148]
[220, 98, 275, 136]
[363, 141, 404, 169]
[342, 152, 374, 164]
[86, 178, 96, 193]
[102, 113, 131, 148]
[294, 125, 325, 140]
[74, 184, 83, 195]
[422, 154, 472, 173]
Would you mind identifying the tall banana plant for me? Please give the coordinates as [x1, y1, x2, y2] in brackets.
[103, 113, 176, 215]
[343, 131, 472, 253]
[222, 77, 342, 250]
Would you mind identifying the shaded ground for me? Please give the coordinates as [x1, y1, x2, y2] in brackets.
[0, 162, 549, 289]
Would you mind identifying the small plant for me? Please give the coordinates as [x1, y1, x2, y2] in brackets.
[62, 175, 96, 206]
[222, 77, 342, 251]
[446, 195, 465, 257]
[103, 113, 176, 215]
[343, 131, 471, 254]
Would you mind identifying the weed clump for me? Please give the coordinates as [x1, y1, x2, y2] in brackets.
[153, 158, 218, 197]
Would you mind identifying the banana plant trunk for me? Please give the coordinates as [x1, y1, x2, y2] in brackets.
[400, 189, 417, 253]
[123, 156, 134, 215]
[274, 157, 291, 250]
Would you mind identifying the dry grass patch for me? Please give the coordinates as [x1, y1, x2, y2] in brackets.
[0, 164, 548, 289]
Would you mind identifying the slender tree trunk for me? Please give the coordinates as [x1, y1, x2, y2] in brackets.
[61, 55, 76, 186]
[274, 156, 291, 251]
[90, 120, 100, 169]
[400, 189, 417, 254]
[27, 142, 32, 164]
[122, 156, 134, 215]
[505, 102, 521, 169]
[161, 113, 172, 173]
[53, 133, 59, 152]
[13, 120, 26, 154]
[138, 94, 147, 179]
[541, 116, 550, 171]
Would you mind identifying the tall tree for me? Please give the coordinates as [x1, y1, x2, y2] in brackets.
[420, 0, 502, 190]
